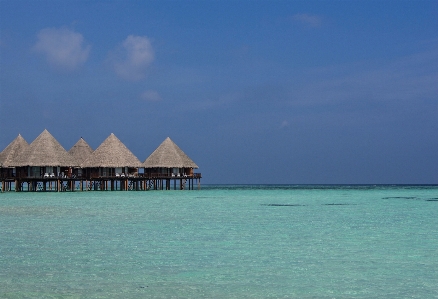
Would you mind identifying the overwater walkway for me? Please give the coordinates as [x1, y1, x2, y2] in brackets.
[1, 174, 201, 192]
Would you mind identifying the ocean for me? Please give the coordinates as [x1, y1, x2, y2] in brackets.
[0, 185, 437, 298]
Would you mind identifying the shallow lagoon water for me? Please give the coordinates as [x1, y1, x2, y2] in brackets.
[1, 185, 437, 298]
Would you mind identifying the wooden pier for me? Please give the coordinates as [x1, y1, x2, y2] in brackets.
[1, 173, 201, 192]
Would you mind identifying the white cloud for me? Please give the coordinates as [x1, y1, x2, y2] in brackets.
[291, 14, 322, 28]
[280, 120, 289, 128]
[140, 90, 161, 102]
[110, 35, 154, 81]
[34, 27, 90, 70]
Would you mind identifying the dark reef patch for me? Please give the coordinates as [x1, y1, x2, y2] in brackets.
[322, 203, 355, 206]
[261, 204, 306, 207]
[382, 197, 417, 199]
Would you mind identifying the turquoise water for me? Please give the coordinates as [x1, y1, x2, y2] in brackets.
[0, 185, 437, 298]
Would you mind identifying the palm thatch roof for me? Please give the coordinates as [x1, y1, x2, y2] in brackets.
[15, 129, 77, 167]
[0, 134, 29, 167]
[143, 137, 198, 168]
[68, 137, 93, 165]
[80, 133, 142, 168]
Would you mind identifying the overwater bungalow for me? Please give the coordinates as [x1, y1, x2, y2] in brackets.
[80, 133, 142, 178]
[13, 129, 76, 180]
[143, 137, 199, 177]
[1, 131, 201, 192]
[14, 129, 77, 179]
[0, 134, 29, 190]
[143, 137, 200, 189]
[8, 130, 78, 191]
[79, 133, 143, 191]
[68, 137, 94, 177]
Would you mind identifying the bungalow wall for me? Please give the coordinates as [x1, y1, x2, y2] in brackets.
[16, 166, 72, 178]
[144, 167, 194, 177]
[0, 167, 16, 179]
[81, 167, 138, 179]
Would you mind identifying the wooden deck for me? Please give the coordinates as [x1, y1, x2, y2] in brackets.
[0, 173, 202, 192]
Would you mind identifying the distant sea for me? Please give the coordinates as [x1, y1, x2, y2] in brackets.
[1, 185, 437, 298]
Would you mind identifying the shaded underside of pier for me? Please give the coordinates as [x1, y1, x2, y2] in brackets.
[1, 175, 201, 192]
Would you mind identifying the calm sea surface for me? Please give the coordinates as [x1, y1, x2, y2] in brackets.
[0, 185, 437, 298]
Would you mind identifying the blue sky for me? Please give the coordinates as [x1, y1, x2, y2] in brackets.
[1, 1, 437, 184]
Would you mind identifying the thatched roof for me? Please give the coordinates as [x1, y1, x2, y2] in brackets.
[68, 137, 93, 165]
[0, 134, 29, 167]
[143, 137, 198, 168]
[80, 133, 142, 168]
[15, 129, 77, 167]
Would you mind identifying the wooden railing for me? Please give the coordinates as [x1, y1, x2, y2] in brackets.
[140, 173, 202, 179]
[2, 173, 202, 180]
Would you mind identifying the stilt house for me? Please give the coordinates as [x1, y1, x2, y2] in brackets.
[0, 134, 29, 179]
[68, 137, 94, 178]
[143, 137, 199, 178]
[14, 129, 77, 178]
[80, 133, 142, 178]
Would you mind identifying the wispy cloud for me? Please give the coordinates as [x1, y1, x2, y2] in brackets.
[291, 13, 322, 28]
[140, 90, 161, 102]
[34, 27, 90, 70]
[290, 48, 438, 108]
[280, 120, 289, 129]
[109, 35, 154, 81]
[178, 92, 242, 112]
